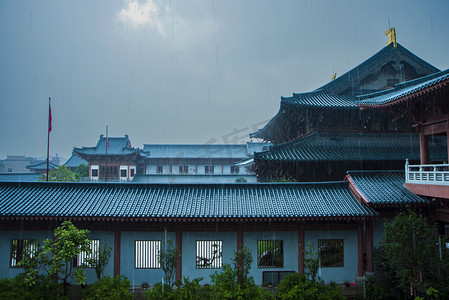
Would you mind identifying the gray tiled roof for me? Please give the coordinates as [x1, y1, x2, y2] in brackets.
[281, 92, 357, 108]
[0, 181, 376, 220]
[27, 160, 58, 170]
[357, 69, 449, 106]
[317, 43, 440, 94]
[65, 153, 88, 168]
[346, 171, 427, 205]
[74, 135, 141, 156]
[254, 132, 446, 162]
[143, 144, 248, 159]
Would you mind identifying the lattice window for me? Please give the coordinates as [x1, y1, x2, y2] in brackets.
[231, 166, 239, 174]
[179, 165, 188, 174]
[205, 166, 214, 174]
[318, 239, 344, 268]
[196, 240, 222, 269]
[135, 240, 161, 269]
[74, 239, 100, 268]
[10, 239, 38, 267]
[257, 240, 283, 268]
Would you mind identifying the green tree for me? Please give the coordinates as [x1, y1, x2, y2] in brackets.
[87, 244, 112, 280]
[19, 221, 92, 296]
[38, 165, 76, 182]
[377, 211, 449, 298]
[74, 163, 89, 181]
[158, 238, 180, 287]
[210, 246, 271, 299]
[303, 242, 319, 282]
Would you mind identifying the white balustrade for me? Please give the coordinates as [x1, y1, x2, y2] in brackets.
[405, 160, 449, 186]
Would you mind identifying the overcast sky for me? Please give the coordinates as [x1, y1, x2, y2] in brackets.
[1, 0, 448, 161]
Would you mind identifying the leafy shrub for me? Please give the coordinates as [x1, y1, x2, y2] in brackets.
[143, 282, 174, 300]
[209, 247, 272, 299]
[0, 274, 64, 300]
[81, 275, 134, 300]
[276, 273, 344, 300]
[144, 277, 213, 300]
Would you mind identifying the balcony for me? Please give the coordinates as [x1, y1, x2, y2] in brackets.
[405, 162, 449, 186]
[404, 161, 449, 200]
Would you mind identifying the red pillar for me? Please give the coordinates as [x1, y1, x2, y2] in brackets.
[298, 224, 304, 274]
[366, 220, 373, 273]
[419, 133, 429, 165]
[357, 222, 364, 276]
[114, 229, 121, 277]
[176, 230, 182, 282]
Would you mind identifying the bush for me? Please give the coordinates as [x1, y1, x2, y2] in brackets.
[143, 277, 213, 300]
[0, 274, 64, 300]
[276, 273, 344, 300]
[81, 275, 134, 300]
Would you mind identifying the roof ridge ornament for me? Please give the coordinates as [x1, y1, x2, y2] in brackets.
[385, 27, 397, 47]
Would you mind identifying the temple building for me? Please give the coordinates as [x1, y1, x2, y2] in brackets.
[0, 30, 447, 288]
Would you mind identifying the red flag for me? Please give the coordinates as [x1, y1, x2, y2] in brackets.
[48, 101, 52, 133]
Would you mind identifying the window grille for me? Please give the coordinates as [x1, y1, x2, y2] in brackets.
[318, 239, 344, 268]
[74, 239, 100, 268]
[257, 240, 284, 268]
[10, 239, 38, 267]
[205, 166, 214, 174]
[135, 240, 161, 269]
[196, 240, 222, 269]
[231, 166, 239, 174]
[156, 165, 163, 174]
[179, 165, 188, 174]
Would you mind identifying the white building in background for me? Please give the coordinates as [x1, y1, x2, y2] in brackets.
[69, 135, 271, 183]
[135, 142, 270, 184]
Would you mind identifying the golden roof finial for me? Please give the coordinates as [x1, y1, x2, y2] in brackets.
[385, 28, 397, 47]
[331, 73, 337, 81]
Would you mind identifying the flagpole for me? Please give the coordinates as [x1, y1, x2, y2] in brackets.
[46, 97, 51, 182]
[105, 126, 108, 182]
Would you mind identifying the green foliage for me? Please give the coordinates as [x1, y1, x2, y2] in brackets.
[303, 242, 319, 281]
[144, 246, 270, 299]
[74, 163, 89, 180]
[38, 165, 77, 182]
[0, 274, 65, 300]
[143, 277, 213, 300]
[87, 244, 112, 280]
[276, 273, 344, 300]
[376, 211, 449, 299]
[374, 212, 449, 299]
[158, 238, 180, 287]
[210, 246, 272, 299]
[81, 275, 134, 300]
[19, 221, 92, 296]
[235, 177, 248, 183]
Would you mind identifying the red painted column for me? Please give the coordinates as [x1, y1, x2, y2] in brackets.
[366, 220, 373, 273]
[175, 230, 182, 282]
[114, 229, 121, 277]
[357, 222, 364, 276]
[298, 224, 304, 274]
[419, 133, 429, 165]
[237, 225, 243, 252]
